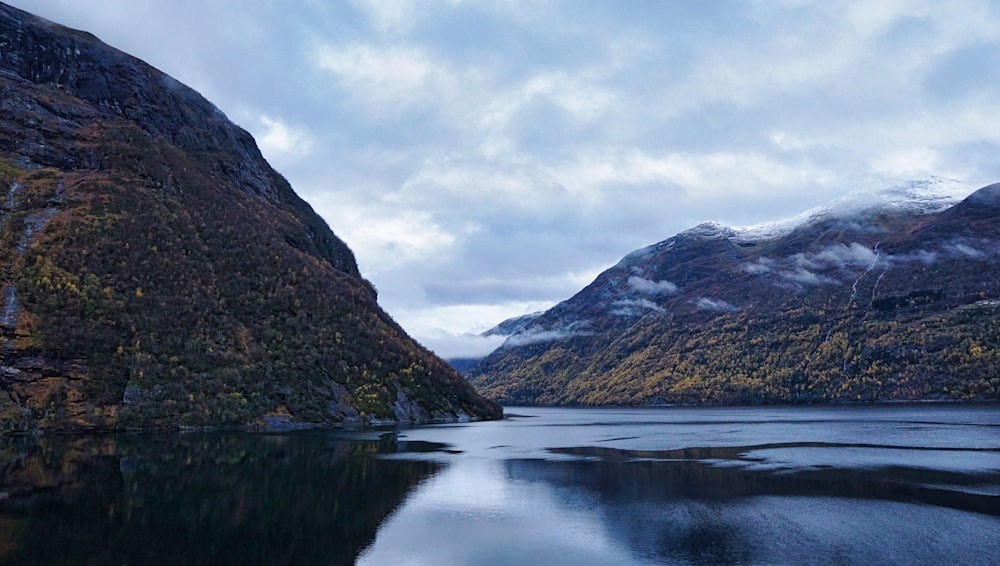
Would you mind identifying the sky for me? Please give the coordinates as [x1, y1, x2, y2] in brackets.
[10, 0, 1000, 358]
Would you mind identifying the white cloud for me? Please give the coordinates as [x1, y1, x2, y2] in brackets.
[627, 276, 678, 295]
[251, 116, 314, 163]
[899, 249, 939, 265]
[314, 43, 448, 111]
[844, 0, 911, 38]
[796, 242, 879, 270]
[943, 240, 987, 259]
[419, 331, 506, 359]
[611, 298, 664, 316]
[351, 0, 419, 35]
[13, 0, 1000, 348]
[546, 149, 838, 205]
[750, 243, 879, 287]
[396, 159, 558, 211]
[694, 297, 740, 312]
[743, 257, 777, 275]
[871, 147, 941, 178]
[387, 301, 555, 359]
[316, 42, 429, 85]
[319, 203, 457, 275]
[392, 301, 552, 335]
[769, 131, 818, 152]
[780, 268, 837, 286]
[477, 71, 618, 156]
[502, 327, 589, 348]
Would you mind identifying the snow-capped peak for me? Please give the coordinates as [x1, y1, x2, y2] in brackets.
[694, 177, 976, 244]
[801, 177, 972, 220]
[680, 221, 740, 240]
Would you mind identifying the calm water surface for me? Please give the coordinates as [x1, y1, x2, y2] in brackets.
[2, 405, 999, 565]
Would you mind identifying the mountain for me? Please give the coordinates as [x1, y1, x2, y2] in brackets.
[0, 3, 500, 432]
[482, 311, 545, 337]
[446, 311, 544, 374]
[468, 179, 1000, 405]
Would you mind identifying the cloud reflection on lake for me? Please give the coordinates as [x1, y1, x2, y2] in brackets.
[361, 405, 1000, 565]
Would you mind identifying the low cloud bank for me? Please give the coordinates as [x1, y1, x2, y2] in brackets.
[744, 238, 998, 290]
[420, 332, 507, 359]
[501, 320, 593, 348]
[694, 297, 740, 312]
[611, 298, 665, 316]
[794, 242, 877, 270]
[627, 275, 678, 295]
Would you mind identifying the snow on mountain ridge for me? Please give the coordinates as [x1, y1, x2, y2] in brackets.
[694, 177, 975, 244]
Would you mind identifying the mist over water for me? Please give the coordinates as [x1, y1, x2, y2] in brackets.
[2, 405, 999, 565]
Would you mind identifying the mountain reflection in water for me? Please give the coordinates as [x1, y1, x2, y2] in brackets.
[2, 405, 1000, 565]
[0, 432, 439, 565]
[361, 405, 1000, 565]
[499, 453, 1000, 564]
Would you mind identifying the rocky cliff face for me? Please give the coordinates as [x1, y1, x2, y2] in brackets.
[468, 180, 1000, 405]
[0, 3, 500, 432]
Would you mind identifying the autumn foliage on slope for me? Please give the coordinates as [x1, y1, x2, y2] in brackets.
[0, 3, 500, 431]
[470, 185, 1000, 406]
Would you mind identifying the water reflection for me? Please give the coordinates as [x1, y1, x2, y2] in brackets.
[2, 406, 1000, 565]
[502, 454, 1000, 564]
[0, 432, 439, 565]
[360, 405, 1000, 565]
[357, 458, 643, 566]
[355, 447, 1000, 565]
[544, 443, 1000, 517]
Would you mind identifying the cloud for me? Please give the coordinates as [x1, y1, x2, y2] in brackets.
[332, 207, 458, 274]
[780, 268, 837, 286]
[314, 43, 442, 110]
[388, 300, 555, 359]
[250, 116, 314, 163]
[747, 243, 879, 287]
[422, 272, 595, 305]
[350, 0, 419, 35]
[744, 235, 996, 296]
[795, 242, 878, 270]
[742, 257, 777, 275]
[545, 149, 838, 205]
[419, 331, 506, 359]
[871, 147, 941, 178]
[694, 297, 740, 312]
[898, 249, 939, 265]
[610, 298, 664, 316]
[477, 71, 618, 156]
[889, 238, 997, 268]
[943, 240, 987, 259]
[501, 325, 592, 349]
[13, 0, 1000, 352]
[626, 275, 678, 296]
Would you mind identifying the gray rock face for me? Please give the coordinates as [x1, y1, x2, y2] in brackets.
[0, 6, 273, 198]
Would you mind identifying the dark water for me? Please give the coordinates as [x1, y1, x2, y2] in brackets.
[2, 405, 999, 565]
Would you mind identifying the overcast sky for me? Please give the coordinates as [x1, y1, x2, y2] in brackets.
[11, 0, 1000, 358]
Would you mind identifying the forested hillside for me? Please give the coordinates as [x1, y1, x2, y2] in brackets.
[469, 181, 1000, 406]
[0, 3, 500, 432]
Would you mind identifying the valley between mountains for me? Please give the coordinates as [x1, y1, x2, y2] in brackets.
[1, 2, 997, 436]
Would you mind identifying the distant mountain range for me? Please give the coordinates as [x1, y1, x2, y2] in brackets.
[0, 3, 500, 432]
[468, 178, 1000, 405]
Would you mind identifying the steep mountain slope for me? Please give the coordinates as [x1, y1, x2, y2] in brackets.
[0, 3, 500, 432]
[468, 179, 1000, 405]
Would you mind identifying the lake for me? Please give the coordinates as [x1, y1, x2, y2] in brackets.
[2, 405, 999, 565]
